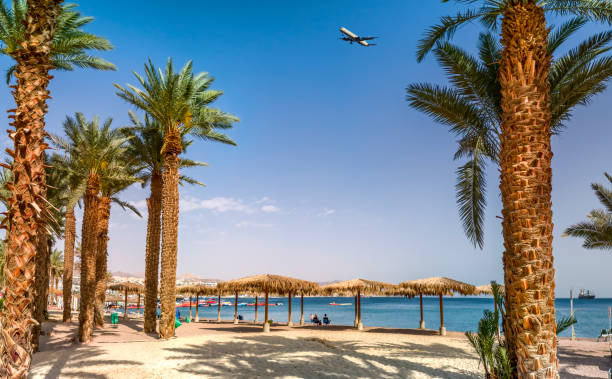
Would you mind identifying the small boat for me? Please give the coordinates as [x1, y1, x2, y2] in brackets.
[246, 303, 266, 306]
[329, 302, 352, 306]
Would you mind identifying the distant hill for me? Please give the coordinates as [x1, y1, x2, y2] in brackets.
[111, 271, 143, 278]
[177, 273, 222, 283]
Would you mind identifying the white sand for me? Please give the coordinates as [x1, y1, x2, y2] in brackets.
[30, 316, 611, 378]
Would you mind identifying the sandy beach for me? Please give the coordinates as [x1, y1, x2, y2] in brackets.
[29, 313, 611, 378]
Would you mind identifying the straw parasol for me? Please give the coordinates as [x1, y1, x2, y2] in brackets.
[475, 283, 505, 296]
[176, 284, 221, 322]
[108, 282, 144, 319]
[400, 277, 475, 335]
[220, 274, 318, 332]
[319, 279, 397, 330]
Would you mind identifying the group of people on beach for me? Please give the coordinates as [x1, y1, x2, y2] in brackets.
[310, 313, 330, 326]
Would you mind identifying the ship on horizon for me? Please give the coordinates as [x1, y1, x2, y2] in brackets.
[578, 289, 595, 299]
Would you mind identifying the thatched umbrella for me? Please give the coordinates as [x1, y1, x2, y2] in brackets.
[475, 283, 505, 296]
[319, 279, 397, 330]
[220, 274, 318, 332]
[177, 284, 221, 322]
[400, 277, 475, 335]
[108, 282, 144, 319]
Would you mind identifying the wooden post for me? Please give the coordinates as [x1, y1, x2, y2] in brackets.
[188, 295, 192, 321]
[254, 295, 258, 323]
[439, 293, 446, 336]
[300, 294, 304, 326]
[419, 292, 425, 329]
[288, 291, 293, 327]
[263, 290, 270, 332]
[195, 293, 200, 322]
[217, 293, 221, 322]
[124, 289, 128, 319]
[137, 293, 141, 317]
[354, 295, 358, 327]
[357, 289, 363, 330]
[234, 291, 239, 324]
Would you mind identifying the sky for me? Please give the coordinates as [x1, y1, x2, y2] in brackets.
[1, 1, 611, 296]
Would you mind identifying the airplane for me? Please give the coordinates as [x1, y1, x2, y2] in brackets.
[339, 27, 378, 47]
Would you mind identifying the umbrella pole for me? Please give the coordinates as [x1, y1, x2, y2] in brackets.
[357, 290, 363, 330]
[439, 293, 446, 336]
[419, 293, 425, 329]
[217, 294, 221, 322]
[195, 293, 199, 322]
[189, 295, 192, 321]
[137, 293, 141, 317]
[263, 290, 270, 332]
[300, 294, 304, 326]
[124, 289, 128, 319]
[255, 295, 258, 323]
[234, 291, 239, 324]
[354, 295, 357, 327]
[288, 291, 293, 327]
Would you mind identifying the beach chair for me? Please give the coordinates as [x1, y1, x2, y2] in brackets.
[323, 316, 330, 325]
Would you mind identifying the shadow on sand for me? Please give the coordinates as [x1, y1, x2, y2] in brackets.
[162, 334, 479, 378]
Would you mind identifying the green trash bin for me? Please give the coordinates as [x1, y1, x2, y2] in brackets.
[175, 318, 182, 328]
[111, 312, 118, 325]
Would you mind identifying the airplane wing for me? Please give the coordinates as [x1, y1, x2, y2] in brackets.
[360, 36, 378, 41]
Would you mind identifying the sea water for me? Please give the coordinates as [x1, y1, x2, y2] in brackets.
[132, 296, 611, 338]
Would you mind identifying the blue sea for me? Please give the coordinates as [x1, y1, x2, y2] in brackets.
[126, 296, 611, 338]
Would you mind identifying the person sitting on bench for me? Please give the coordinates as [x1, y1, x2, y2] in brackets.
[323, 314, 330, 325]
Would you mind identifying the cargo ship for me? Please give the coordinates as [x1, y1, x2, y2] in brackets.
[578, 289, 595, 299]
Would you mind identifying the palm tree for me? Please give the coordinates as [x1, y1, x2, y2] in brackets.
[564, 173, 612, 249]
[408, 22, 612, 248]
[1, 1, 113, 374]
[94, 170, 141, 328]
[115, 58, 238, 338]
[122, 112, 207, 334]
[416, 2, 612, 377]
[52, 113, 133, 343]
[0, 1, 62, 375]
[49, 249, 63, 306]
[0, 0, 116, 83]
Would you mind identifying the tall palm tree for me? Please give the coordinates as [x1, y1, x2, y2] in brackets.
[31, 154, 68, 351]
[94, 172, 141, 327]
[0, 1, 62, 375]
[416, 1, 612, 377]
[115, 58, 238, 338]
[408, 22, 612, 248]
[52, 113, 133, 343]
[564, 173, 612, 249]
[0, 0, 116, 83]
[49, 249, 63, 305]
[122, 112, 207, 334]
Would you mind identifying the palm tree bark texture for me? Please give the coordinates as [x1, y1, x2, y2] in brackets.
[499, 3, 557, 378]
[78, 174, 100, 343]
[31, 233, 50, 352]
[62, 207, 76, 322]
[0, 0, 62, 376]
[144, 171, 162, 334]
[159, 130, 182, 339]
[94, 196, 111, 327]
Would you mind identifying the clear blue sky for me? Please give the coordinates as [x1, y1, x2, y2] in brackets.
[1, 1, 611, 296]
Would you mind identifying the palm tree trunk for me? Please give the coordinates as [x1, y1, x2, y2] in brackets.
[499, 3, 557, 378]
[158, 132, 181, 339]
[78, 174, 100, 343]
[31, 234, 50, 352]
[0, 1, 61, 375]
[144, 171, 162, 334]
[94, 196, 111, 327]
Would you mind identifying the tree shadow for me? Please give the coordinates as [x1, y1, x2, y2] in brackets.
[558, 344, 611, 378]
[31, 345, 141, 379]
[162, 335, 479, 378]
